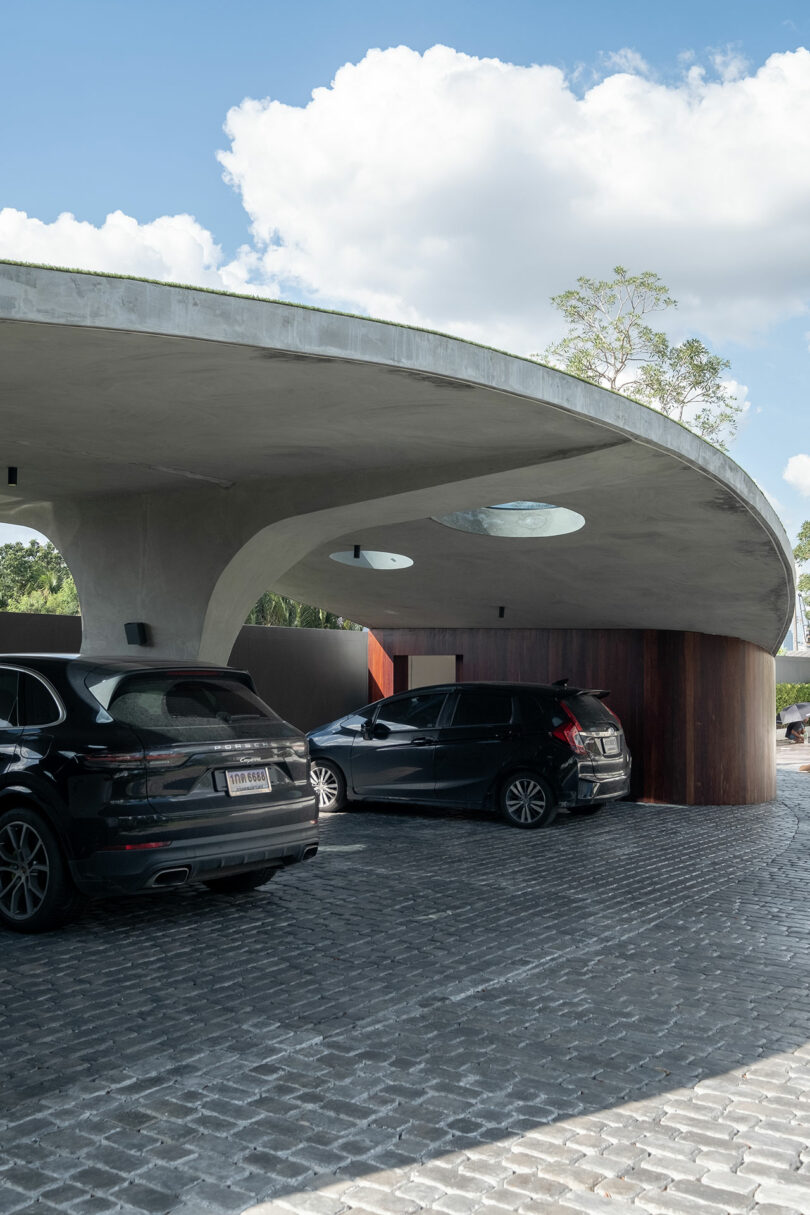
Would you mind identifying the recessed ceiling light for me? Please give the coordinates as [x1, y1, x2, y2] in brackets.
[330, 549, 414, 570]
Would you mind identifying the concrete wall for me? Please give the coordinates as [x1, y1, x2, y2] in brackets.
[0, 614, 369, 733]
[776, 655, 810, 683]
[229, 625, 369, 731]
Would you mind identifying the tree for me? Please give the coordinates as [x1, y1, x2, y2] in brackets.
[540, 266, 742, 451]
[246, 591, 360, 631]
[793, 522, 810, 643]
[0, 541, 79, 614]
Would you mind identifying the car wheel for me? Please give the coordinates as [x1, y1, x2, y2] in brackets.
[310, 759, 347, 812]
[567, 802, 606, 816]
[499, 772, 557, 829]
[203, 866, 278, 893]
[0, 807, 83, 933]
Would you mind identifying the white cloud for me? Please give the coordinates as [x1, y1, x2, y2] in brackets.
[0, 208, 254, 294]
[601, 48, 652, 77]
[784, 454, 810, 496]
[217, 44, 810, 352]
[6, 46, 810, 365]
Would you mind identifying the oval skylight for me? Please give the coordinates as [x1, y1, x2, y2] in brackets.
[433, 501, 585, 538]
[330, 549, 413, 570]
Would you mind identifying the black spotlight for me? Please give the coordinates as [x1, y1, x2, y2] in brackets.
[7, 467, 17, 487]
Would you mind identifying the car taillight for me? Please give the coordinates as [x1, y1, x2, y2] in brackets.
[551, 701, 588, 755]
[79, 751, 186, 770]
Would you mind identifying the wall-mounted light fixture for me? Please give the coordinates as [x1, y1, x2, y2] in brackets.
[7, 467, 17, 487]
[124, 621, 150, 646]
[498, 606, 505, 619]
[353, 544, 361, 560]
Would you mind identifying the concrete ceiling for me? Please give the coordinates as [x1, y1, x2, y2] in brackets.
[0, 262, 795, 654]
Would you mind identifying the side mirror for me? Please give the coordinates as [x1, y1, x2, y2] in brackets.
[371, 722, 390, 740]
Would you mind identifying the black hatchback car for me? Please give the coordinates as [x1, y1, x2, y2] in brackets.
[0, 655, 318, 933]
[308, 680, 631, 828]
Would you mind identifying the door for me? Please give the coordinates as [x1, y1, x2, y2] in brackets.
[434, 688, 519, 806]
[0, 667, 22, 775]
[351, 690, 448, 800]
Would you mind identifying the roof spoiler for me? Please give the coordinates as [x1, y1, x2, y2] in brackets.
[552, 678, 610, 700]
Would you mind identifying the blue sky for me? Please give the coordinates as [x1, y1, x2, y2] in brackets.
[3, 0, 810, 550]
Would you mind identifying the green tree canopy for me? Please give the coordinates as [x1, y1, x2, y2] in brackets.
[246, 591, 360, 630]
[0, 541, 79, 614]
[540, 266, 742, 451]
[793, 522, 810, 641]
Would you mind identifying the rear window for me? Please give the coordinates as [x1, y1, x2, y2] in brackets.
[520, 691, 614, 731]
[91, 673, 280, 739]
[565, 693, 614, 729]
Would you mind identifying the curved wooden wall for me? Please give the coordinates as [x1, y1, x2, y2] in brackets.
[368, 628, 775, 807]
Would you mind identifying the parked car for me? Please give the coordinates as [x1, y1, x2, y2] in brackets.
[0, 656, 318, 933]
[309, 680, 630, 828]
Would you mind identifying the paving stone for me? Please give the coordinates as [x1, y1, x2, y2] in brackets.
[3, 777, 810, 1215]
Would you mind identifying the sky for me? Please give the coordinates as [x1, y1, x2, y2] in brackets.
[3, 0, 810, 554]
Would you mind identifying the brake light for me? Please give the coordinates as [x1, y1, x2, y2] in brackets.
[551, 701, 588, 755]
[79, 751, 186, 770]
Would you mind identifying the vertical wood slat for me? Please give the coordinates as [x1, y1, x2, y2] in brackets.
[368, 627, 775, 807]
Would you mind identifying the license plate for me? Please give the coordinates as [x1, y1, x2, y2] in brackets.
[603, 735, 620, 755]
[226, 766, 272, 796]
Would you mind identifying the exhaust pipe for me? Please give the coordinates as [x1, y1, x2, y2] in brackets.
[150, 867, 191, 888]
[303, 845, 319, 861]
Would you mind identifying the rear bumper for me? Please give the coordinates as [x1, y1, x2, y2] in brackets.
[69, 820, 319, 895]
[556, 763, 631, 807]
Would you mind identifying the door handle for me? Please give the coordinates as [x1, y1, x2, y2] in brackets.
[410, 736, 431, 746]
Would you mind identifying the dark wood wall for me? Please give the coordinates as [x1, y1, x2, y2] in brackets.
[368, 627, 776, 807]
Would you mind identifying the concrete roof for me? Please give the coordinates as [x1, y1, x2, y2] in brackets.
[0, 262, 794, 654]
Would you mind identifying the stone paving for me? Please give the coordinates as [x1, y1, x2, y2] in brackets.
[3, 765, 810, 1215]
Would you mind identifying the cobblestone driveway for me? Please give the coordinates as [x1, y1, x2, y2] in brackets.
[3, 773, 810, 1215]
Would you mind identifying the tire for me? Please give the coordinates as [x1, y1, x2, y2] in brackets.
[567, 802, 606, 817]
[499, 772, 557, 829]
[203, 867, 277, 893]
[310, 759, 347, 812]
[0, 807, 83, 933]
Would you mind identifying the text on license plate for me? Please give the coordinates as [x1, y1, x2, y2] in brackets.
[603, 735, 620, 755]
[226, 766, 272, 796]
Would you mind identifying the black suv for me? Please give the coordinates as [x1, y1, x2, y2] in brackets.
[0, 656, 318, 933]
[309, 680, 631, 827]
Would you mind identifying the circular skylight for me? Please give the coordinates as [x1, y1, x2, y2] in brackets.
[433, 501, 585, 538]
[330, 549, 413, 570]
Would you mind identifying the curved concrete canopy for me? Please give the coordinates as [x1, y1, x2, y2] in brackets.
[0, 262, 794, 660]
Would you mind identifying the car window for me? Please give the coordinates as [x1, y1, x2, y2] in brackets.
[566, 693, 614, 729]
[520, 694, 560, 730]
[451, 691, 513, 727]
[19, 672, 61, 726]
[103, 674, 280, 739]
[375, 692, 447, 731]
[0, 669, 19, 727]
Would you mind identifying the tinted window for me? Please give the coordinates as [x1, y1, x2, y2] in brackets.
[20, 672, 61, 726]
[104, 674, 280, 740]
[519, 695, 558, 731]
[375, 693, 446, 731]
[566, 694, 614, 729]
[0, 669, 19, 727]
[451, 691, 513, 726]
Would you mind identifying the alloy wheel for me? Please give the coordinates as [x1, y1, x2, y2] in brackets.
[504, 777, 548, 825]
[311, 763, 340, 811]
[0, 819, 51, 922]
